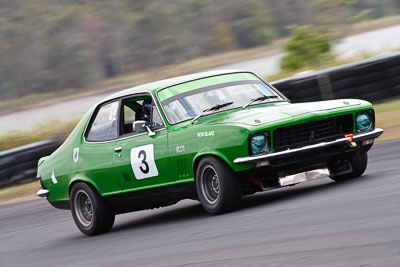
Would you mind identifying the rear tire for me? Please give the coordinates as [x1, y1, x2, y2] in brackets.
[329, 152, 368, 182]
[70, 182, 115, 236]
[196, 157, 242, 214]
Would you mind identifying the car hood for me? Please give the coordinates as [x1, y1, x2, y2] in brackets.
[202, 99, 365, 126]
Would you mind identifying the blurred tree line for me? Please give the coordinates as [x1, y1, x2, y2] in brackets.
[0, 0, 399, 99]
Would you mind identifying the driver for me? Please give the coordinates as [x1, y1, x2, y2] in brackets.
[135, 99, 152, 127]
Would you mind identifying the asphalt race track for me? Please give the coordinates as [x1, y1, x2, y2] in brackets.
[1, 139, 399, 266]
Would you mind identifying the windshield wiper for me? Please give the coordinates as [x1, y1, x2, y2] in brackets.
[242, 95, 278, 109]
[191, 101, 234, 124]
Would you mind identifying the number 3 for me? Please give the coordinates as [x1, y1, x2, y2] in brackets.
[130, 144, 158, 179]
[138, 150, 149, 174]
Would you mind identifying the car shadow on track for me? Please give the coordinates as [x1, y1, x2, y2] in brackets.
[240, 174, 373, 210]
[111, 202, 207, 233]
[110, 175, 373, 234]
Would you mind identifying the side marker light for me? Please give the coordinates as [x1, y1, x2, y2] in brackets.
[255, 160, 270, 168]
[362, 139, 374, 145]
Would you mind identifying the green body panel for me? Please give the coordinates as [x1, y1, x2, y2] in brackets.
[37, 70, 374, 204]
[112, 129, 182, 194]
[78, 141, 123, 196]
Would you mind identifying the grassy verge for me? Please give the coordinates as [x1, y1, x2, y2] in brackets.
[374, 98, 400, 141]
[267, 50, 389, 82]
[0, 119, 78, 151]
[343, 15, 400, 36]
[0, 181, 38, 205]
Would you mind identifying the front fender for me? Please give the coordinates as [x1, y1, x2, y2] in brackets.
[193, 149, 253, 174]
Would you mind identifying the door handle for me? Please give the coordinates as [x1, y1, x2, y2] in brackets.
[114, 146, 123, 152]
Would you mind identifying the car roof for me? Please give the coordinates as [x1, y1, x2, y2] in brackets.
[101, 69, 247, 102]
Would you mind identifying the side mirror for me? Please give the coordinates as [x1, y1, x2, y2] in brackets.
[132, 120, 156, 137]
[133, 120, 146, 133]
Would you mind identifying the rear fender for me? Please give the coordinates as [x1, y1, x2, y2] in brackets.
[68, 175, 102, 197]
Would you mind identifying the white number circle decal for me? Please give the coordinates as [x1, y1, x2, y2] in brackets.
[130, 144, 159, 179]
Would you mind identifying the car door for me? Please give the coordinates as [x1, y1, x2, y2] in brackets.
[80, 100, 124, 195]
[112, 94, 173, 193]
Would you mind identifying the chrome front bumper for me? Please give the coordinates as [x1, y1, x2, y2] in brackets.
[37, 188, 50, 198]
[234, 128, 383, 165]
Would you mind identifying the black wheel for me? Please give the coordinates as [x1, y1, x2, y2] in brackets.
[329, 152, 368, 182]
[70, 182, 115, 236]
[196, 157, 242, 214]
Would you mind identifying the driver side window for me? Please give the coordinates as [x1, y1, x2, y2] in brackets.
[120, 96, 164, 136]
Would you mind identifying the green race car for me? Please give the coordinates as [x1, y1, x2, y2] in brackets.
[36, 70, 383, 235]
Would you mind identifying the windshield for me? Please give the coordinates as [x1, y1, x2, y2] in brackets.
[160, 80, 284, 124]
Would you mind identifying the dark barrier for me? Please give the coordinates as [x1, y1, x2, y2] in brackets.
[0, 140, 61, 188]
[271, 52, 400, 103]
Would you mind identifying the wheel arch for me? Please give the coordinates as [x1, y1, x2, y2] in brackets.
[68, 176, 101, 197]
[193, 151, 232, 180]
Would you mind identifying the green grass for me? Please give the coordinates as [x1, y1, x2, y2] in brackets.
[0, 181, 38, 203]
[374, 98, 400, 141]
[343, 15, 400, 36]
[0, 119, 79, 151]
[267, 54, 381, 82]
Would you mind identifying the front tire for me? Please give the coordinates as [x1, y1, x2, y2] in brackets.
[196, 157, 242, 214]
[329, 152, 368, 182]
[70, 182, 115, 236]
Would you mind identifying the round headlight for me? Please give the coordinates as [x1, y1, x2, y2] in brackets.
[356, 112, 372, 131]
[251, 133, 269, 154]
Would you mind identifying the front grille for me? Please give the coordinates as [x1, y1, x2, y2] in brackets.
[273, 114, 353, 151]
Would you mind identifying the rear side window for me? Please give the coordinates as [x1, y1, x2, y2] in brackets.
[86, 101, 119, 142]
